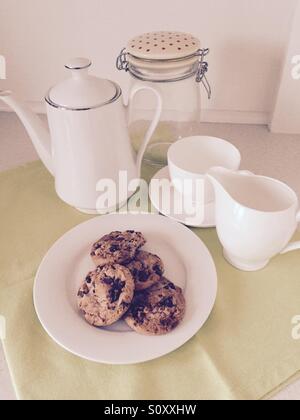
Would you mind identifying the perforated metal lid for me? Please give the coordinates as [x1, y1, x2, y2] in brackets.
[126, 31, 201, 60]
[117, 32, 211, 98]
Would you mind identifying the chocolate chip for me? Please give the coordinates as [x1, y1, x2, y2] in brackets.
[86, 275, 92, 284]
[91, 251, 95, 256]
[138, 270, 149, 282]
[77, 291, 85, 298]
[126, 230, 135, 234]
[159, 296, 174, 308]
[110, 244, 120, 253]
[131, 297, 148, 323]
[81, 284, 89, 294]
[153, 264, 163, 276]
[165, 282, 176, 290]
[109, 279, 126, 303]
[133, 307, 146, 323]
[102, 276, 114, 285]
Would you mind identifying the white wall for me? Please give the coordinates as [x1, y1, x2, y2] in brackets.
[270, 0, 300, 133]
[0, 0, 298, 123]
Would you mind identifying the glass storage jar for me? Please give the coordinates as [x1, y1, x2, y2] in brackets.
[117, 31, 211, 166]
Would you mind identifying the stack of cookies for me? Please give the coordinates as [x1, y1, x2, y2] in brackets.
[77, 230, 185, 336]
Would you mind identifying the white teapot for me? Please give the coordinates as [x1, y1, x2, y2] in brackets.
[0, 58, 162, 213]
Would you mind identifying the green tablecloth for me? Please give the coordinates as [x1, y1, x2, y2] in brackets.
[0, 161, 300, 400]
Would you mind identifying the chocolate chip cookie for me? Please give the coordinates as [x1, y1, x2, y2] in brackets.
[124, 278, 185, 335]
[77, 264, 135, 327]
[91, 231, 146, 267]
[126, 250, 164, 291]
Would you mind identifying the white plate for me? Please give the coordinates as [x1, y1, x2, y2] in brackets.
[149, 167, 216, 228]
[34, 214, 217, 365]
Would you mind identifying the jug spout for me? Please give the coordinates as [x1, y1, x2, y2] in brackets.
[206, 167, 233, 201]
[0, 90, 54, 175]
[207, 167, 255, 210]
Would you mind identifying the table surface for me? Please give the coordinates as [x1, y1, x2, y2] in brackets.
[0, 112, 300, 400]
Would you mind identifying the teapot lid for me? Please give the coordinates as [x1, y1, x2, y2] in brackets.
[46, 58, 121, 110]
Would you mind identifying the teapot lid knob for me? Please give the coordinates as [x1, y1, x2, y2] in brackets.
[65, 58, 92, 71]
[46, 57, 121, 110]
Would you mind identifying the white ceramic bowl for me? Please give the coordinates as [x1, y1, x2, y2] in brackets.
[168, 136, 241, 204]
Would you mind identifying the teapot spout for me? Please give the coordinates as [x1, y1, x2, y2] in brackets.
[0, 90, 54, 175]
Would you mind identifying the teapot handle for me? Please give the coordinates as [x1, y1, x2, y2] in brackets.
[281, 210, 300, 254]
[129, 86, 162, 175]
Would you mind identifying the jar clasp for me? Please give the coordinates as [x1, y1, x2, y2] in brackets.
[116, 48, 129, 72]
[196, 48, 211, 99]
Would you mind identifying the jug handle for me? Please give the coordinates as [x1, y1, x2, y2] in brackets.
[237, 170, 300, 256]
[129, 86, 162, 176]
[281, 211, 300, 254]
